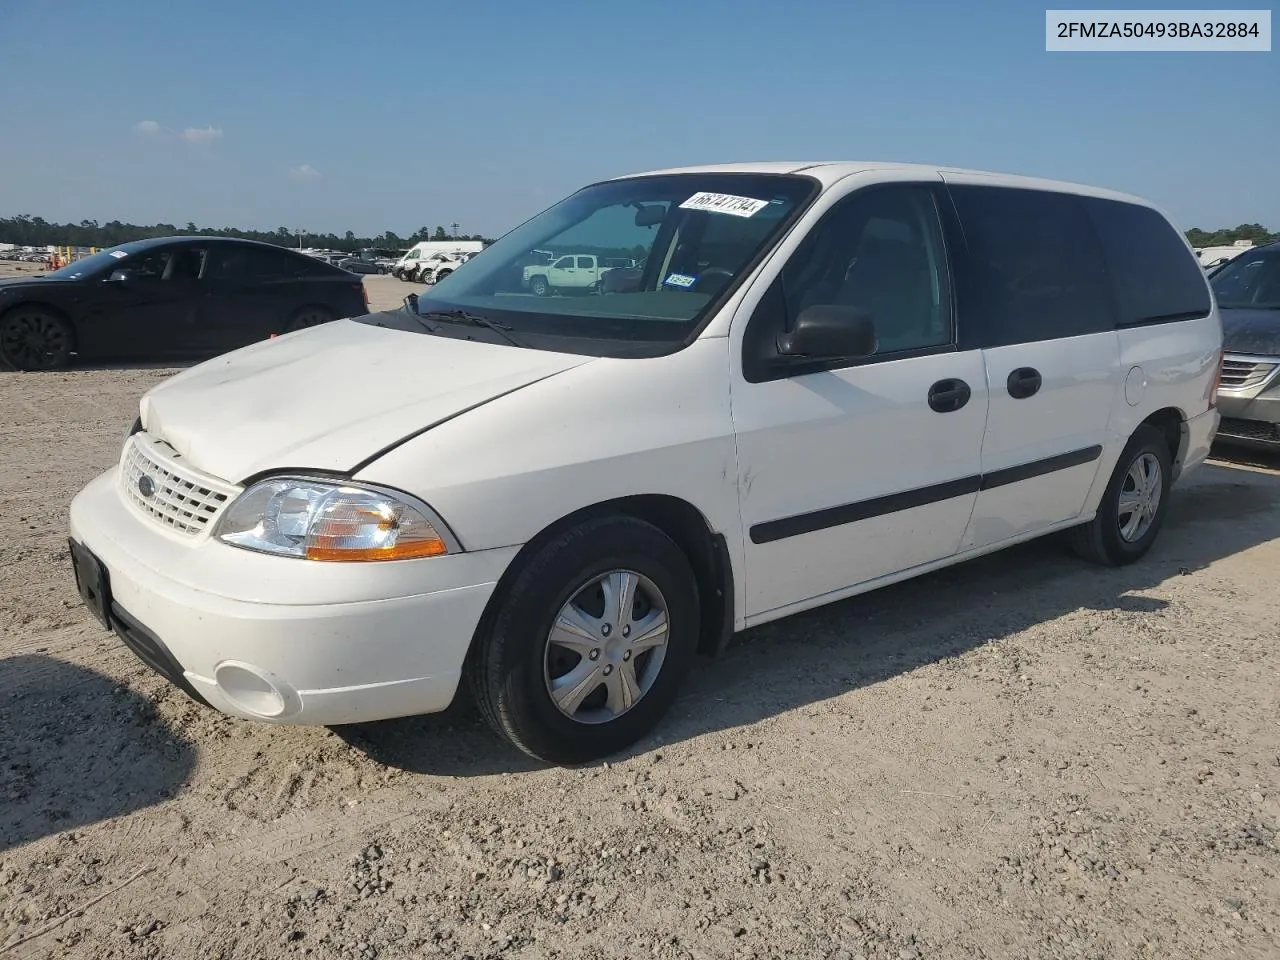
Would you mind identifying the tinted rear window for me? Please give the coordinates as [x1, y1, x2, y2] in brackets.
[949, 185, 1114, 347]
[211, 245, 327, 280]
[1085, 198, 1211, 325]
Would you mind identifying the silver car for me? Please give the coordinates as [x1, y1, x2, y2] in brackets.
[1212, 242, 1280, 449]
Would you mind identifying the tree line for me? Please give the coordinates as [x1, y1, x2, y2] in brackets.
[1184, 223, 1278, 248]
[0, 215, 494, 252]
[2, 213, 1276, 254]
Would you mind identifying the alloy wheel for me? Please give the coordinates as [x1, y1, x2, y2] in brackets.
[0, 312, 70, 370]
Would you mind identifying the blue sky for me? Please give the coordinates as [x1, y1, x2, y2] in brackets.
[0, 0, 1275, 238]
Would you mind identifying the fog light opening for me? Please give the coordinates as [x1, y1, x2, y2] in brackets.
[215, 662, 288, 718]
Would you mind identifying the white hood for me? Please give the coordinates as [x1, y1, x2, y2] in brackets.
[139, 319, 592, 482]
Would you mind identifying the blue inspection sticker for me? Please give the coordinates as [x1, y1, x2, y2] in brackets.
[663, 272, 697, 289]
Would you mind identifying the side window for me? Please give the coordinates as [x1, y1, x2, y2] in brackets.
[118, 247, 206, 281]
[121, 249, 171, 280]
[209, 246, 302, 280]
[1085, 198, 1212, 325]
[949, 185, 1113, 347]
[576, 256, 594, 269]
[553, 257, 574, 269]
[779, 185, 953, 357]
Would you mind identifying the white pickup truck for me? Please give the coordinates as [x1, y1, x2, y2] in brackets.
[521, 254, 615, 296]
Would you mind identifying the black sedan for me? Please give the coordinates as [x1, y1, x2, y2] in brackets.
[0, 237, 369, 370]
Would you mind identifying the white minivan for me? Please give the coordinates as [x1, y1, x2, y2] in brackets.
[68, 162, 1222, 764]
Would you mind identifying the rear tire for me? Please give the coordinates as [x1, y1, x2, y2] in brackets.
[1068, 424, 1172, 566]
[468, 515, 700, 765]
[530, 276, 549, 297]
[285, 305, 335, 333]
[0, 306, 75, 371]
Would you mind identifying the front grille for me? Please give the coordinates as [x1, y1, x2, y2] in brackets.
[1217, 417, 1280, 444]
[1220, 355, 1279, 390]
[119, 433, 240, 537]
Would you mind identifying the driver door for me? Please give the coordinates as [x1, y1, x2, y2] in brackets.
[547, 256, 577, 289]
[80, 244, 209, 359]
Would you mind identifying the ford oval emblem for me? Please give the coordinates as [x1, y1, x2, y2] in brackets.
[138, 475, 156, 499]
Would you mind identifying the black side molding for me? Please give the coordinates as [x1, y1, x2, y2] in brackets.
[749, 445, 1104, 545]
[750, 475, 982, 545]
[980, 445, 1101, 491]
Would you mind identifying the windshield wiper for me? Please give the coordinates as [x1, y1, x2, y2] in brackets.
[398, 294, 438, 332]
[419, 309, 526, 347]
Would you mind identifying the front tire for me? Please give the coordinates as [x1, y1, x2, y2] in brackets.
[285, 305, 335, 333]
[469, 515, 700, 765]
[1068, 424, 1172, 566]
[0, 307, 75, 371]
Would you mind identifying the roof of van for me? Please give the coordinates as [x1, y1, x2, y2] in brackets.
[614, 161, 1153, 208]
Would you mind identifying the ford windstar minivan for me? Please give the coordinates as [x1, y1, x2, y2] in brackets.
[68, 162, 1222, 763]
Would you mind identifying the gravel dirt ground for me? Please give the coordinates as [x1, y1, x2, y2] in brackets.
[2, 283, 1279, 959]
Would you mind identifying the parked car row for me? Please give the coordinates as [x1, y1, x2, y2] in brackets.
[390, 241, 486, 282]
[0, 250, 52, 262]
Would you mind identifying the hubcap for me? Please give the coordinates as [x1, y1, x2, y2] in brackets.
[1, 313, 68, 370]
[1117, 452, 1163, 543]
[543, 569, 670, 725]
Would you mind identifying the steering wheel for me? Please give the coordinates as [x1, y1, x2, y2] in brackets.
[692, 267, 734, 292]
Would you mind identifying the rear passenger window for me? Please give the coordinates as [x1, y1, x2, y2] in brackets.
[949, 186, 1113, 347]
[210, 246, 308, 280]
[1085, 198, 1211, 325]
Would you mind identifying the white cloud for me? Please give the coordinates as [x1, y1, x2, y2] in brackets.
[181, 125, 224, 143]
[288, 164, 321, 180]
[134, 119, 161, 135]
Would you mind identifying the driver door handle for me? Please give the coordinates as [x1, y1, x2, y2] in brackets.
[927, 378, 971, 413]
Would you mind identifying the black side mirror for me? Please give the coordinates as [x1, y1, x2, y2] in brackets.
[776, 305, 876, 360]
[106, 269, 132, 283]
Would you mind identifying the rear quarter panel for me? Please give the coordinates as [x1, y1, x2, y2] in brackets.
[1079, 313, 1221, 516]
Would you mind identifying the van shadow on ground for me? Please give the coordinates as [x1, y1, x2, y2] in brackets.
[341, 458, 1280, 774]
[0, 655, 196, 852]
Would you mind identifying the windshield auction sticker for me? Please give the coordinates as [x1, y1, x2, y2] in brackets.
[679, 192, 770, 217]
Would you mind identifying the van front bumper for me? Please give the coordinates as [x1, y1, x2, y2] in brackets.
[68, 468, 518, 725]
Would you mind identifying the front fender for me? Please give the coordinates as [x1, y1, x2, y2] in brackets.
[354, 336, 745, 611]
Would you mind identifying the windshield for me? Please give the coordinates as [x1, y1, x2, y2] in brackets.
[1210, 249, 1280, 308]
[45, 242, 150, 280]
[372, 173, 817, 356]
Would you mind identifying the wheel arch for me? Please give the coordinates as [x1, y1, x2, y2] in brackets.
[465, 494, 735, 673]
[1139, 406, 1186, 478]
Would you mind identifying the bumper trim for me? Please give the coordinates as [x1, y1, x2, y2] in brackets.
[110, 601, 211, 708]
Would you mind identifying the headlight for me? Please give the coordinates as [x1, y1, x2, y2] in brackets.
[214, 477, 457, 561]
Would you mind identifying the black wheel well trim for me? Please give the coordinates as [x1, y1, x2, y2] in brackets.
[1139, 406, 1186, 474]
[464, 494, 736, 673]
